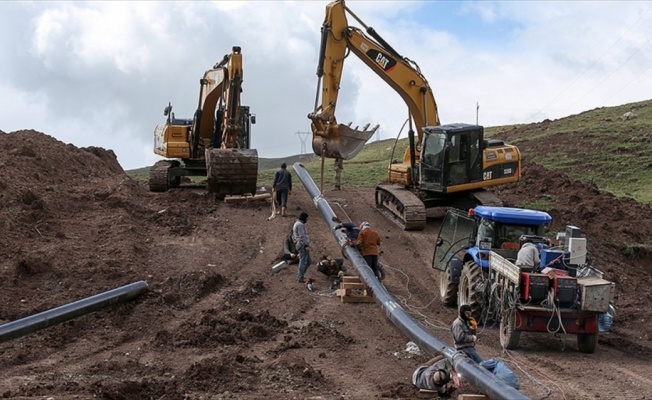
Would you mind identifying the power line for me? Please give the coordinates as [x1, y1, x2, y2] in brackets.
[563, 37, 651, 115]
[531, 6, 651, 120]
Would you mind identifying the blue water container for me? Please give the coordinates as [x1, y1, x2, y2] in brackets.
[540, 249, 565, 268]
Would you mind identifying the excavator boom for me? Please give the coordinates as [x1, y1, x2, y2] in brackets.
[310, 0, 439, 161]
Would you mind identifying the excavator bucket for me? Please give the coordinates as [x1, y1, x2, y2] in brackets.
[312, 123, 378, 160]
[205, 148, 258, 198]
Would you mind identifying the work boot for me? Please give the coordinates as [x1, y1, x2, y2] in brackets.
[297, 277, 305, 283]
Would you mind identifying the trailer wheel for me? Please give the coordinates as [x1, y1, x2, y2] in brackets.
[458, 261, 484, 319]
[500, 309, 521, 350]
[577, 333, 597, 353]
[439, 267, 458, 307]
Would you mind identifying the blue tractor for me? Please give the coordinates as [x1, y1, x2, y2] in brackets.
[433, 206, 552, 313]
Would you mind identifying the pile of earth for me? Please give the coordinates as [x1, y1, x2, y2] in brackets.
[1, 128, 651, 400]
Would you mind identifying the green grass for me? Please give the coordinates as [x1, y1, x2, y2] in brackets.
[128, 99, 652, 206]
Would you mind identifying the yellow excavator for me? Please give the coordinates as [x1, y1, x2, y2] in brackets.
[150, 46, 257, 197]
[309, 0, 521, 230]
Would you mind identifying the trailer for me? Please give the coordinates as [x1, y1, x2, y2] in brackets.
[489, 251, 613, 353]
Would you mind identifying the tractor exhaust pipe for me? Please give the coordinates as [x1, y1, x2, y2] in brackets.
[292, 162, 528, 400]
[0, 281, 149, 343]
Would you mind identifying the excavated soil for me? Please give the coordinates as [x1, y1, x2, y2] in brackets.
[1, 128, 652, 400]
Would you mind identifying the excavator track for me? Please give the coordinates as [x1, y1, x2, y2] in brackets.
[206, 148, 258, 198]
[149, 160, 180, 192]
[375, 184, 426, 231]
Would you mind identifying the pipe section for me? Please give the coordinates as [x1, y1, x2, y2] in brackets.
[0, 281, 149, 343]
[292, 162, 528, 400]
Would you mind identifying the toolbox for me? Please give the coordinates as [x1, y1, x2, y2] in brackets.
[578, 277, 615, 312]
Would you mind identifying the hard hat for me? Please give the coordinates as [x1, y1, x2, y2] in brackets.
[433, 369, 451, 385]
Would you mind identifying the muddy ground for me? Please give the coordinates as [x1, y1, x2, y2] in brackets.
[1, 128, 651, 399]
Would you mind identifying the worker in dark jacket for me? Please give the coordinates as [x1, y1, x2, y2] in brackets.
[272, 163, 292, 217]
[333, 221, 360, 242]
[317, 255, 347, 278]
[412, 354, 460, 395]
[451, 304, 483, 363]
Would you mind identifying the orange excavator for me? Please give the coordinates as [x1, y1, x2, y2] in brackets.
[309, 0, 521, 230]
[150, 46, 257, 198]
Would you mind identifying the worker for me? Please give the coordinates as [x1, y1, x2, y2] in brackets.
[333, 221, 360, 243]
[355, 221, 384, 281]
[412, 354, 460, 396]
[451, 305, 483, 363]
[334, 158, 343, 190]
[292, 212, 312, 283]
[272, 163, 292, 217]
[316, 255, 347, 278]
[280, 229, 299, 265]
[515, 236, 540, 271]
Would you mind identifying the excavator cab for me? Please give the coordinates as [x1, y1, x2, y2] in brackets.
[416, 123, 520, 206]
[420, 124, 484, 193]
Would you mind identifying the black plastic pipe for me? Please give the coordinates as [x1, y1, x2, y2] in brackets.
[0, 281, 149, 343]
[292, 162, 528, 400]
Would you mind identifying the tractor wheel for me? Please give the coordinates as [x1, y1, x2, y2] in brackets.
[577, 333, 597, 354]
[499, 309, 521, 350]
[439, 267, 458, 306]
[457, 261, 485, 319]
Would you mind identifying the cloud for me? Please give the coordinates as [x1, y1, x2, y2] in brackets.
[0, 1, 651, 170]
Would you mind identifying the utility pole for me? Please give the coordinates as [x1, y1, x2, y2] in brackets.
[296, 131, 310, 154]
[476, 102, 479, 125]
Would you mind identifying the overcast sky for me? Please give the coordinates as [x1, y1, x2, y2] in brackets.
[1, 1, 651, 170]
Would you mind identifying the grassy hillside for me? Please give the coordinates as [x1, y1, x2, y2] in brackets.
[128, 99, 652, 205]
[488, 99, 652, 204]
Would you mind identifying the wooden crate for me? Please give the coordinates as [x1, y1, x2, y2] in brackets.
[335, 276, 375, 303]
[457, 394, 489, 400]
[417, 389, 439, 398]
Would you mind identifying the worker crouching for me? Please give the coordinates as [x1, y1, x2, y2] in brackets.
[412, 354, 460, 396]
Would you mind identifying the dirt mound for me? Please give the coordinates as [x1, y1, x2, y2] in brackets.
[489, 159, 652, 351]
[1, 129, 652, 399]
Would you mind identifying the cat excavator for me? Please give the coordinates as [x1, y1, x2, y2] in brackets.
[308, 0, 521, 230]
[150, 46, 257, 198]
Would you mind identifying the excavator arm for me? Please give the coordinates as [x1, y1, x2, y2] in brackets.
[309, 0, 439, 161]
[219, 47, 243, 149]
[191, 46, 244, 154]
